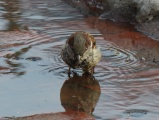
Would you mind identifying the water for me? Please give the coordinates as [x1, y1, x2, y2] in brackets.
[0, 0, 159, 119]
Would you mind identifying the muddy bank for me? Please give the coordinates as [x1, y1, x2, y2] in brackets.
[62, 0, 159, 40]
[1, 112, 94, 120]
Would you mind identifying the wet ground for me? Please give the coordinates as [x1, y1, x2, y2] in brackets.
[0, 0, 159, 120]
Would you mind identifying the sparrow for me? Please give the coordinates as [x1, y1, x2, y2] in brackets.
[61, 31, 101, 75]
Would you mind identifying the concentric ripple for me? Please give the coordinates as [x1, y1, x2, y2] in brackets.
[93, 39, 149, 80]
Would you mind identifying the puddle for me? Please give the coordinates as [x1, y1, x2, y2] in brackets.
[0, 0, 159, 120]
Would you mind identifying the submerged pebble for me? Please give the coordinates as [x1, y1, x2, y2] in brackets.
[25, 57, 42, 61]
[124, 109, 148, 118]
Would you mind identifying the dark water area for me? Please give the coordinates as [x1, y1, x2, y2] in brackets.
[0, 0, 159, 120]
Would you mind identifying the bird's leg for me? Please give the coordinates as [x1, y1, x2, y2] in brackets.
[91, 67, 95, 74]
[68, 67, 71, 77]
[90, 67, 96, 80]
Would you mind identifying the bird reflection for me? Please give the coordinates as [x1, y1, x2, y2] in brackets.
[60, 72, 101, 114]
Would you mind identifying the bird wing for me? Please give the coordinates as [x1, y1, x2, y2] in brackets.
[65, 44, 75, 60]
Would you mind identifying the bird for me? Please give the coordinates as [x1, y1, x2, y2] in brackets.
[61, 31, 101, 75]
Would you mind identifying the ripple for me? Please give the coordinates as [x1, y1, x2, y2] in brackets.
[94, 40, 144, 79]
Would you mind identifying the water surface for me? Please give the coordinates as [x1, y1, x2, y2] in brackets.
[0, 0, 159, 120]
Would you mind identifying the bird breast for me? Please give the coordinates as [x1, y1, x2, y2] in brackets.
[79, 46, 101, 71]
[61, 31, 101, 71]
